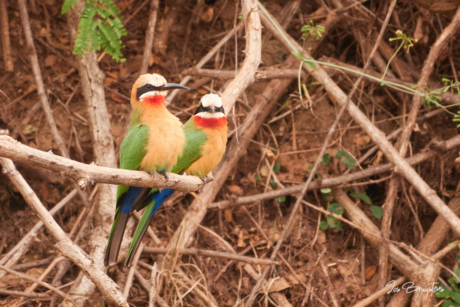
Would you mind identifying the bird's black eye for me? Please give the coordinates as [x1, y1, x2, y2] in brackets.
[146, 84, 152, 89]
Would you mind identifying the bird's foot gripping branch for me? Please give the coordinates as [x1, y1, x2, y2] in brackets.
[0, 135, 211, 193]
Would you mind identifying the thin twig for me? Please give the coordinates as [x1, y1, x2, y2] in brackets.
[165, 21, 244, 105]
[140, 0, 159, 74]
[124, 243, 145, 298]
[0, 0, 13, 71]
[0, 264, 75, 304]
[209, 137, 460, 210]
[143, 247, 279, 265]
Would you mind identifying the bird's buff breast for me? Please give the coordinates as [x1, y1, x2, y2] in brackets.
[139, 108, 186, 173]
[185, 125, 227, 177]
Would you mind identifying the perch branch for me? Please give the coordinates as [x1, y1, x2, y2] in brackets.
[0, 136, 210, 192]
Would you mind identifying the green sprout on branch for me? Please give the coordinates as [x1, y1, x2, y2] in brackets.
[62, 0, 127, 62]
[381, 30, 417, 81]
[301, 20, 325, 41]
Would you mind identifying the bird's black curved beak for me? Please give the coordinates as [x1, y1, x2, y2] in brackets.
[160, 83, 190, 91]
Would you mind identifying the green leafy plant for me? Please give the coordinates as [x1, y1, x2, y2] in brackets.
[436, 256, 460, 306]
[350, 192, 383, 219]
[301, 20, 325, 41]
[259, 1, 460, 128]
[337, 150, 355, 169]
[381, 30, 417, 81]
[320, 203, 344, 231]
[62, 0, 127, 62]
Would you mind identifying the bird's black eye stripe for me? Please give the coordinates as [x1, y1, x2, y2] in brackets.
[194, 105, 225, 114]
[136, 84, 162, 100]
[194, 105, 207, 114]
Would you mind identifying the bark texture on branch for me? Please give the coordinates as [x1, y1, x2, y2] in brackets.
[67, 2, 118, 304]
[0, 136, 209, 192]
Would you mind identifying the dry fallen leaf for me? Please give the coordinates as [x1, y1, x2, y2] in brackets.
[372, 150, 383, 166]
[287, 273, 307, 285]
[45, 55, 57, 67]
[201, 7, 214, 23]
[227, 184, 243, 195]
[259, 164, 270, 177]
[224, 209, 233, 222]
[365, 266, 377, 280]
[110, 92, 126, 104]
[264, 277, 291, 292]
[237, 230, 247, 248]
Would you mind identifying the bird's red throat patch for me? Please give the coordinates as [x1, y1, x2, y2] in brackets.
[141, 94, 166, 106]
[194, 115, 227, 128]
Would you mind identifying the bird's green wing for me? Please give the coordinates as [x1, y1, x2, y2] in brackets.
[105, 124, 150, 266]
[116, 124, 150, 199]
[171, 118, 208, 174]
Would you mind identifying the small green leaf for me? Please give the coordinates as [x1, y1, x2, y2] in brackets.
[276, 196, 286, 203]
[303, 59, 316, 70]
[449, 277, 459, 292]
[350, 193, 372, 205]
[327, 216, 342, 230]
[238, 14, 243, 19]
[328, 203, 344, 215]
[322, 193, 334, 202]
[307, 166, 313, 173]
[292, 51, 303, 60]
[436, 285, 451, 298]
[443, 78, 452, 83]
[273, 162, 281, 174]
[320, 188, 332, 194]
[337, 150, 355, 168]
[371, 205, 384, 219]
[255, 174, 262, 181]
[270, 181, 278, 189]
[442, 300, 460, 307]
[23, 124, 38, 135]
[319, 221, 328, 231]
[451, 291, 460, 303]
[321, 154, 332, 166]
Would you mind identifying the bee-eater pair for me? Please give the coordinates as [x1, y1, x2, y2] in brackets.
[104, 73, 228, 267]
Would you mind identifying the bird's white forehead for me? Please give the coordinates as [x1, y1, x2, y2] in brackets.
[200, 94, 222, 108]
[138, 73, 167, 87]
